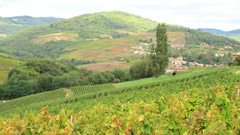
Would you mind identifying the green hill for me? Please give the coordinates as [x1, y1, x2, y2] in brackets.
[0, 11, 158, 58]
[0, 16, 63, 38]
[1, 11, 240, 71]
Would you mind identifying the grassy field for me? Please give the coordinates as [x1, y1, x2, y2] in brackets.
[31, 32, 78, 44]
[79, 61, 131, 71]
[116, 67, 212, 88]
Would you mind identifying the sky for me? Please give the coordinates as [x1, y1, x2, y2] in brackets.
[0, 0, 239, 31]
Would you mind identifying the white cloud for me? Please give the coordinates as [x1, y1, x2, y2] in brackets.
[0, 0, 239, 30]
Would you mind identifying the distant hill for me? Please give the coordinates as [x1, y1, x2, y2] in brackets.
[0, 16, 63, 38]
[0, 11, 158, 59]
[199, 28, 240, 40]
[0, 11, 240, 71]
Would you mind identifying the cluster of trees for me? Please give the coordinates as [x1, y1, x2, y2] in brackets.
[129, 56, 153, 79]
[139, 38, 153, 43]
[183, 50, 232, 65]
[0, 60, 129, 100]
[130, 23, 168, 79]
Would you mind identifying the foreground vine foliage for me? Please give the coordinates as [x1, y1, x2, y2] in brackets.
[0, 84, 240, 134]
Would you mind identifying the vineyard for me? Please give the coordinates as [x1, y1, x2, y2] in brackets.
[0, 84, 115, 116]
[0, 67, 240, 134]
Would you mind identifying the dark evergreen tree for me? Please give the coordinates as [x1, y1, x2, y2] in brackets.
[150, 23, 169, 77]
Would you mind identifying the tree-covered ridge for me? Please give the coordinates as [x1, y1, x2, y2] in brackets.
[4, 11, 158, 39]
[45, 11, 158, 35]
[0, 16, 63, 37]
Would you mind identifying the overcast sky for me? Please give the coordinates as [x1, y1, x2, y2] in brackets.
[0, 0, 239, 31]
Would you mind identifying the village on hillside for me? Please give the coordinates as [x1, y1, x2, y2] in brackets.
[127, 39, 240, 73]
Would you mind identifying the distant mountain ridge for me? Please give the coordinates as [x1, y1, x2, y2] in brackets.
[199, 28, 240, 39]
[0, 16, 63, 38]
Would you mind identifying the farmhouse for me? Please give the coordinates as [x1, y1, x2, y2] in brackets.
[200, 43, 213, 49]
[169, 56, 187, 66]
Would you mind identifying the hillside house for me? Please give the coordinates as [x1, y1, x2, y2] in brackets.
[233, 52, 240, 61]
[215, 52, 225, 57]
[200, 43, 213, 49]
[169, 56, 187, 67]
[189, 62, 204, 67]
[224, 45, 233, 49]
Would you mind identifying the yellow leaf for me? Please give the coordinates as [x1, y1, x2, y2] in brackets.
[139, 115, 144, 122]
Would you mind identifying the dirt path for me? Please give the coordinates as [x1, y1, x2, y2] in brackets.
[64, 89, 74, 98]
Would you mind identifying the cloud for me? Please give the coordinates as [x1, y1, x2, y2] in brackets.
[0, 0, 239, 30]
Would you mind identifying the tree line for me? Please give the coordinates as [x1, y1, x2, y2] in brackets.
[0, 59, 129, 100]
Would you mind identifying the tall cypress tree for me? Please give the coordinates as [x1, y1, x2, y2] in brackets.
[150, 23, 169, 77]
